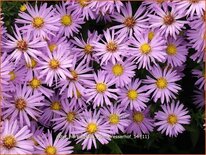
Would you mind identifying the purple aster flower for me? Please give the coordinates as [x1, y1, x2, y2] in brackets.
[72, 31, 101, 63]
[16, 3, 60, 39]
[73, 110, 112, 150]
[131, 32, 166, 69]
[95, 10, 113, 23]
[35, 130, 73, 154]
[58, 57, 93, 98]
[95, 1, 123, 14]
[155, 101, 191, 137]
[102, 58, 136, 88]
[148, 6, 187, 38]
[192, 68, 205, 90]
[37, 46, 73, 86]
[187, 28, 205, 62]
[193, 89, 204, 109]
[144, 65, 181, 104]
[142, 0, 172, 12]
[52, 99, 82, 135]
[86, 71, 118, 108]
[56, 2, 84, 37]
[26, 73, 54, 98]
[22, 58, 39, 81]
[4, 25, 47, 65]
[94, 29, 129, 65]
[100, 104, 130, 134]
[119, 79, 149, 111]
[188, 11, 206, 30]
[68, 0, 97, 20]
[8, 65, 27, 91]
[2, 84, 44, 127]
[111, 2, 148, 37]
[39, 93, 62, 127]
[126, 107, 154, 136]
[165, 36, 188, 67]
[46, 33, 72, 53]
[174, 0, 205, 17]
[1, 119, 34, 154]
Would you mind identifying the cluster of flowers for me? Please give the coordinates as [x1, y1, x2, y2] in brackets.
[0, 0, 205, 154]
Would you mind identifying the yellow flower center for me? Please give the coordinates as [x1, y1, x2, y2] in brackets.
[15, 98, 27, 110]
[124, 17, 136, 28]
[167, 114, 178, 125]
[109, 114, 120, 125]
[148, 31, 155, 41]
[156, 77, 168, 89]
[112, 64, 124, 76]
[9, 71, 16, 81]
[127, 89, 138, 100]
[49, 59, 60, 70]
[106, 41, 118, 53]
[70, 70, 78, 81]
[78, 0, 90, 7]
[26, 58, 37, 68]
[84, 44, 93, 54]
[76, 90, 82, 98]
[49, 44, 57, 53]
[202, 11, 206, 22]
[3, 135, 16, 149]
[29, 78, 41, 89]
[20, 4, 27, 12]
[164, 14, 174, 25]
[140, 43, 151, 54]
[50, 101, 61, 111]
[166, 44, 177, 55]
[96, 83, 107, 93]
[32, 17, 44, 28]
[17, 40, 28, 51]
[133, 112, 144, 123]
[86, 123, 98, 134]
[66, 112, 76, 122]
[45, 146, 57, 155]
[61, 15, 72, 26]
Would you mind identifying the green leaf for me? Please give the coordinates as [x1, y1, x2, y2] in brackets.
[107, 140, 122, 154]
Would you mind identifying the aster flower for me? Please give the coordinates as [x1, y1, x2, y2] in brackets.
[1, 119, 34, 154]
[86, 71, 119, 108]
[165, 36, 188, 67]
[23, 58, 39, 81]
[26, 73, 54, 98]
[188, 11, 206, 30]
[58, 57, 93, 98]
[52, 99, 82, 135]
[193, 89, 204, 109]
[144, 65, 181, 104]
[4, 25, 47, 65]
[35, 130, 73, 154]
[16, 3, 60, 39]
[39, 93, 62, 127]
[126, 107, 154, 136]
[142, 0, 172, 12]
[111, 2, 148, 37]
[94, 29, 129, 65]
[192, 68, 205, 90]
[72, 31, 101, 63]
[155, 101, 191, 137]
[37, 46, 73, 86]
[2, 84, 44, 127]
[55, 2, 84, 37]
[100, 104, 130, 134]
[119, 79, 150, 111]
[73, 110, 112, 150]
[175, 0, 205, 17]
[102, 58, 136, 88]
[187, 28, 205, 62]
[148, 6, 187, 38]
[131, 32, 166, 69]
[8, 66, 27, 92]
